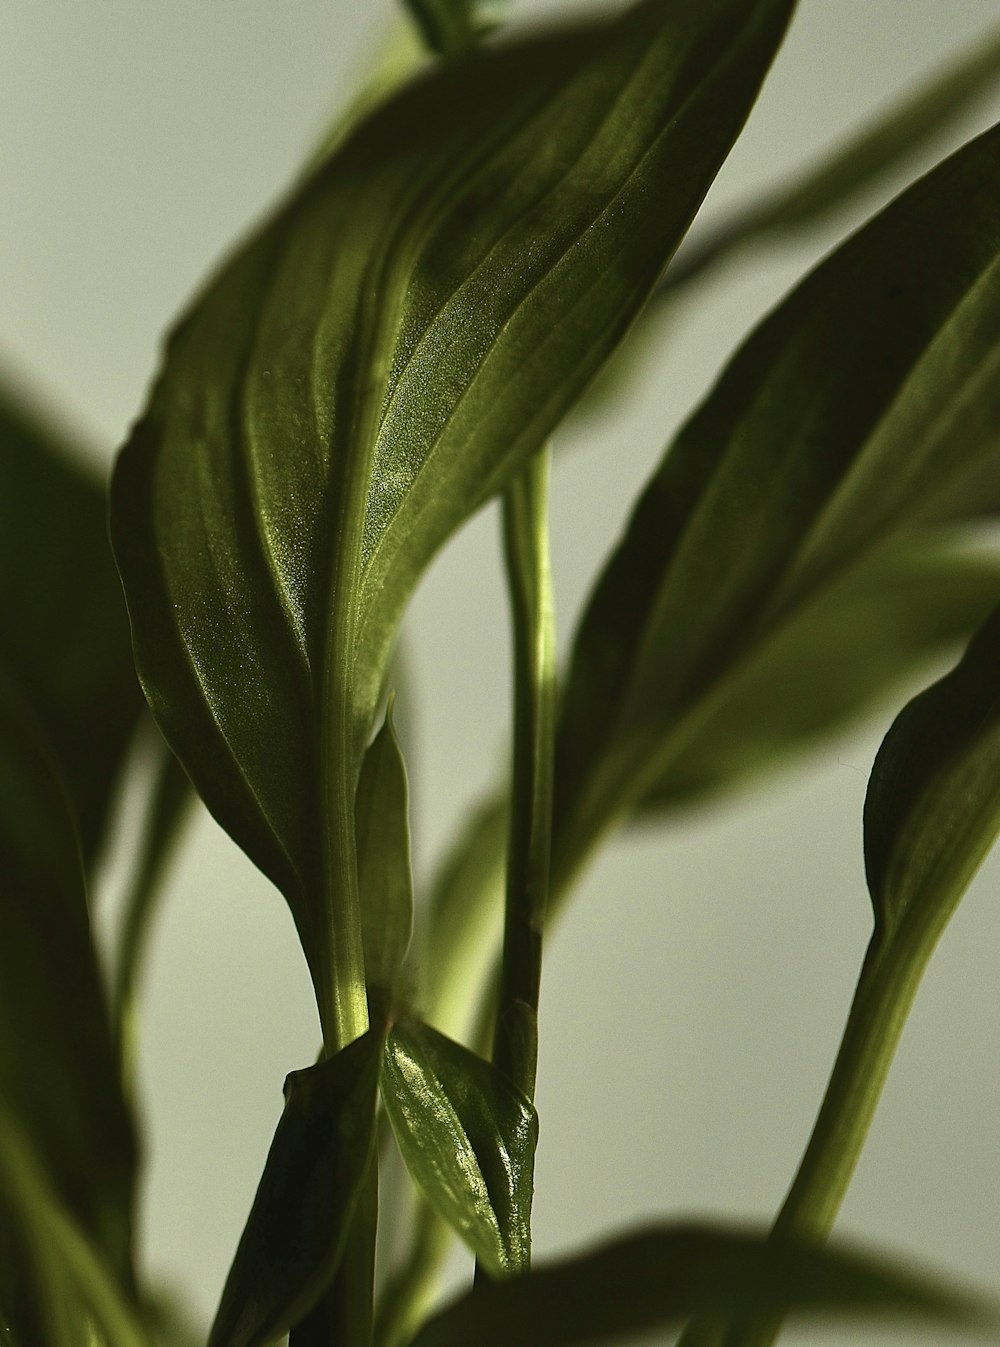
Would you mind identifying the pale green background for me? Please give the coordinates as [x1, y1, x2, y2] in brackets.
[3, 3, 1000, 1343]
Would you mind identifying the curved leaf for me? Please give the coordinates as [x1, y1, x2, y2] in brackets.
[111, 0, 796, 1010]
[0, 673, 137, 1299]
[356, 708, 414, 996]
[409, 1222, 996, 1347]
[381, 1019, 536, 1278]
[664, 21, 1000, 292]
[554, 122, 1000, 889]
[0, 381, 142, 864]
[865, 599, 1000, 946]
[208, 1030, 383, 1347]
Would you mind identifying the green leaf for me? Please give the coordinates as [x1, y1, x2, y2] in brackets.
[381, 1019, 536, 1278]
[665, 21, 1000, 292]
[0, 673, 138, 1292]
[402, 0, 509, 58]
[865, 599, 1000, 948]
[0, 381, 142, 864]
[356, 707, 414, 995]
[409, 1222, 995, 1347]
[637, 538, 1000, 811]
[207, 1030, 382, 1347]
[111, 0, 796, 1018]
[554, 122, 1000, 891]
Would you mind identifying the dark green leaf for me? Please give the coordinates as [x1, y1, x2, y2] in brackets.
[409, 1222, 997, 1347]
[665, 21, 1000, 292]
[637, 539, 1000, 811]
[864, 599, 1000, 948]
[554, 123, 1000, 891]
[111, 0, 795, 1006]
[0, 381, 142, 864]
[402, 0, 509, 58]
[0, 673, 137, 1292]
[381, 1019, 536, 1278]
[356, 709, 414, 995]
[208, 1030, 383, 1347]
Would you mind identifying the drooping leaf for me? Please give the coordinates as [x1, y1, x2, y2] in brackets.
[865, 599, 1000, 948]
[0, 671, 137, 1292]
[664, 20, 1000, 292]
[208, 1030, 383, 1347]
[111, 0, 796, 1011]
[402, 0, 510, 58]
[356, 709, 414, 996]
[637, 538, 1000, 811]
[381, 1019, 536, 1278]
[554, 122, 1000, 892]
[408, 1222, 996, 1347]
[0, 381, 143, 864]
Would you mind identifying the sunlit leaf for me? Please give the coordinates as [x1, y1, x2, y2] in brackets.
[554, 123, 1000, 892]
[381, 1019, 536, 1278]
[356, 708, 414, 996]
[0, 381, 142, 864]
[0, 672, 137, 1293]
[111, 0, 795, 1013]
[637, 539, 1000, 811]
[865, 599, 1000, 947]
[408, 1221, 996, 1347]
[208, 1030, 383, 1347]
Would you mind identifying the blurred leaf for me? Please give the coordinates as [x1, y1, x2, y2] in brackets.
[207, 1030, 382, 1347]
[865, 599, 1000, 947]
[402, 0, 510, 57]
[381, 1019, 536, 1278]
[554, 122, 1000, 890]
[0, 381, 142, 864]
[409, 1221, 996, 1347]
[664, 21, 1000, 292]
[637, 538, 1000, 811]
[0, 1110, 148, 1347]
[111, 0, 795, 1011]
[0, 672, 137, 1294]
[356, 709, 414, 995]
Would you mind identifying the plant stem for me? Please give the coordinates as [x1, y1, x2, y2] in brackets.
[677, 928, 932, 1347]
[373, 1199, 452, 1347]
[493, 446, 557, 1105]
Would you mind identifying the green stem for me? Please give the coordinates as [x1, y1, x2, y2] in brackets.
[373, 1199, 452, 1347]
[492, 446, 557, 1105]
[678, 929, 932, 1347]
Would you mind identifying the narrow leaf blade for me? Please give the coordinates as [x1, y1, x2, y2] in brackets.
[208, 1030, 383, 1347]
[356, 708, 414, 994]
[382, 1020, 536, 1278]
[409, 1223, 997, 1347]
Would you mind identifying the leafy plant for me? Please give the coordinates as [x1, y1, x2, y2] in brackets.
[3, 2, 1000, 1345]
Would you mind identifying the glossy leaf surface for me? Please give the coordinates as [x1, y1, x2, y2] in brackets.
[111, 0, 795, 998]
[382, 1019, 536, 1278]
[409, 1222, 994, 1347]
[0, 674, 137, 1287]
[208, 1030, 382, 1347]
[555, 123, 1000, 887]
[0, 382, 142, 863]
[865, 600, 1000, 947]
[356, 709, 414, 994]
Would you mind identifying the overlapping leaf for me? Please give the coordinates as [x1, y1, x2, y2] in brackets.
[865, 599, 1000, 949]
[408, 1222, 996, 1347]
[0, 382, 142, 864]
[208, 1030, 383, 1347]
[554, 122, 1000, 890]
[0, 674, 137, 1303]
[111, 0, 796, 1000]
[356, 709, 414, 995]
[381, 1019, 536, 1278]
